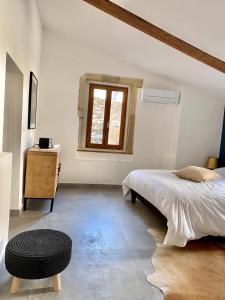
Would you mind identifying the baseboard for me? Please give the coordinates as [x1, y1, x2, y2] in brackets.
[0, 239, 4, 263]
[10, 210, 21, 217]
[58, 183, 121, 189]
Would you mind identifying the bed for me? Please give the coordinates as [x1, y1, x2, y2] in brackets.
[122, 168, 225, 247]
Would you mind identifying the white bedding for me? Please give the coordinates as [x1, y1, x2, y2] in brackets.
[122, 169, 225, 247]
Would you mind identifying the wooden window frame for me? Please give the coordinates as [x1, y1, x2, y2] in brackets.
[85, 83, 128, 150]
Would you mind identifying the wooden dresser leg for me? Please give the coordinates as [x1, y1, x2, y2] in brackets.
[50, 198, 54, 212]
[52, 274, 61, 292]
[10, 276, 21, 293]
[23, 198, 27, 211]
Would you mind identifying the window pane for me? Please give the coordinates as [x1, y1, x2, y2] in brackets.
[90, 89, 106, 144]
[108, 91, 124, 145]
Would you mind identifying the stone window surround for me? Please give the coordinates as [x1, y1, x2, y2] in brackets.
[77, 73, 143, 154]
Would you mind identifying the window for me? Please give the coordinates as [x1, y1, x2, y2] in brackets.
[86, 84, 128, 150]
[77, 73, 143, 154]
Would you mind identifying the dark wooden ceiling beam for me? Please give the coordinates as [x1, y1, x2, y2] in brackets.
[83, 0, 225, 74]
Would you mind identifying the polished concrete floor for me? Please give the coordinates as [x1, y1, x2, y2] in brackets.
[0, 186, 166, 300]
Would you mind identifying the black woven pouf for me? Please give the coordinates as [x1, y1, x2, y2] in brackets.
[5, 229, 72, 293]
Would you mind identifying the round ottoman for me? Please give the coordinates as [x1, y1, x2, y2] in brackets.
[5, 229, 72, 293]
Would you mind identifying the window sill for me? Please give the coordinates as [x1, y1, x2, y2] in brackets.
[76, 149, 134, 162]
[77, 149, 132, 154]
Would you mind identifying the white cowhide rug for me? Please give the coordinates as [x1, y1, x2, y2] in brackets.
[147, 227, 225, 300]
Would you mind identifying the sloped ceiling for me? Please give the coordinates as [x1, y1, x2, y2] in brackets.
[36, 0, 225, 98]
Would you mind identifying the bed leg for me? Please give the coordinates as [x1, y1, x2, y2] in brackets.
[131, 190, 136, 204]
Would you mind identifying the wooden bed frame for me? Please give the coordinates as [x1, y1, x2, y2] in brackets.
[130, 189, 146, 204]
[130, 189, 155, 208]
[130, 189, 167, 221]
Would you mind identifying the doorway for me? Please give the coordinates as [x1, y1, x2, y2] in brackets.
[3, 54, 24, 210]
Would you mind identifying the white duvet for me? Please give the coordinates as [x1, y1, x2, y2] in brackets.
[122, 169, 225, 247]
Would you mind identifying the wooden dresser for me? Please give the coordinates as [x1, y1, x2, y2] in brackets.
[24, 145, 61, 212]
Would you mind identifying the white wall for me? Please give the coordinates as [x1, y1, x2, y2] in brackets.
[3, 65, 23, 210]
[37, 30, 181, 184]
[0, 153, 12, 262]
[0, 0, 42, 209]
[38, 30, 224, 185]
[176, 86, 225, 168]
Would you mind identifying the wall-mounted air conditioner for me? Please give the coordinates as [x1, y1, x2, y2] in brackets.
[140, 88, 180, 105]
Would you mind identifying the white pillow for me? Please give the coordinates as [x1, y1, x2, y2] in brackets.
[215, 167, 225, 177]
